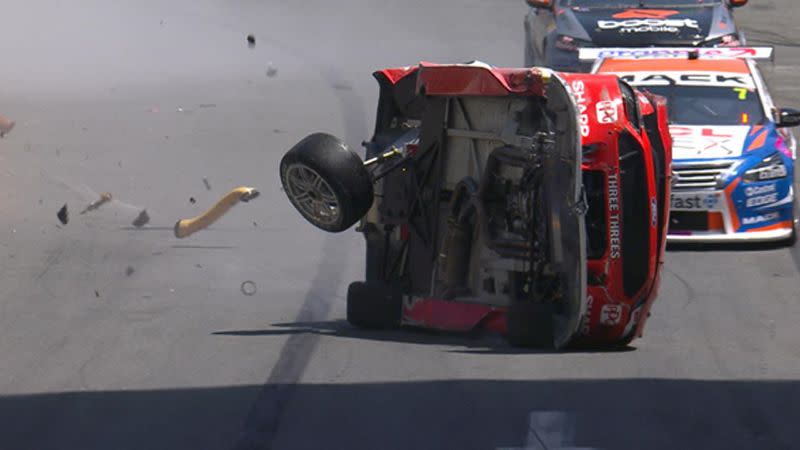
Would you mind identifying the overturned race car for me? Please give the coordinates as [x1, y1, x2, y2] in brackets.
[279, 62, 672, 349]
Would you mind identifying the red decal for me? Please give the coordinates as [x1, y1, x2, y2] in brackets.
[612, 9, 679, 19]
[701, 128, 733, 138]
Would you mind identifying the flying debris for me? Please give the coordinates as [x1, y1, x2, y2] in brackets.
[80, 192, 112, 215]
[57, 204, 69, 225]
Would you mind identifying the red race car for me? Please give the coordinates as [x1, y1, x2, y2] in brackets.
[280, 61, 671, 349]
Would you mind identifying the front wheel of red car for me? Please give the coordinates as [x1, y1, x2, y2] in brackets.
[346, 281, 402, 329]
[280, 133, 374, 233]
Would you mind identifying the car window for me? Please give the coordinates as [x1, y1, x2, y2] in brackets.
[631, 85, 765, 126]
[562, 0, 720, 6]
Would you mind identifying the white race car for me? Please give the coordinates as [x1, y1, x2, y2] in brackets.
[585, 47, 800, 244]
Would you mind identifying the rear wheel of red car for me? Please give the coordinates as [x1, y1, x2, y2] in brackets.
[280, 133, 374, 233]
[346, 281, 402, 329]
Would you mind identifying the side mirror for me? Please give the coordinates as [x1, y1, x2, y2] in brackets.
[777, 108, 800, 128]
[526, 0, 554, 8]
[729, 0, 748, 7]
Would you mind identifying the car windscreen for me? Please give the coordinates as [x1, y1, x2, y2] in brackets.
[631, 85, 765, 126]
[563, 0, 719, 7]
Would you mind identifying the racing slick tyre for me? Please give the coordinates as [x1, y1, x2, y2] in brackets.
[506, 302, 557, 349]
[346, 281, 402, 329]
[280, 133, 374, 232]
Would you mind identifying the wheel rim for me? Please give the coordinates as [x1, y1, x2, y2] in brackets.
[284, 164, 341, 226]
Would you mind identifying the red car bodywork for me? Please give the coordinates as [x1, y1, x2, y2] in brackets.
[373, 63, 672, 347]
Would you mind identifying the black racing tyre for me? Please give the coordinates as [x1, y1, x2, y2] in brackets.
[280, 133, 373, 232]
[506, 302, 556, 349]
[786, 226, 797, 248]
[346, 281, 402, 329]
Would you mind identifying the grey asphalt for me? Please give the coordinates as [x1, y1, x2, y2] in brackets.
[0, 1, 798, 449]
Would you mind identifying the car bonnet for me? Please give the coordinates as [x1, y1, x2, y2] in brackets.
[560, 4, 724, 46]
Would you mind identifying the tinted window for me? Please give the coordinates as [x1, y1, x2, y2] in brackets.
[635, 85, 765, 126]
[618, 132, 650, 298]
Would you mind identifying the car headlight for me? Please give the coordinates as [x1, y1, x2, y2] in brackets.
[704, 33, 742, 47]
[554, 35, 593, 52]
[743, 153, 788, 183]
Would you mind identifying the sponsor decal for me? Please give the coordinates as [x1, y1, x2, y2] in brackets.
[617, 73, 754, 89]
[571, 80, 590, 137]
[746, 193, 778, 207]
[744, 183, 776, 197]
[742, 212, 780, 225]
[671, 192, 721, 211]
[608, 172, 621, 259]
[600, 304, 623, 326]
[580, 47, 773, 62]
[612, 9, 679, 20]
[581, 294, 594, 335]
[597, 18, 700, 34]
[651, 197, 658, 227]
[621, 305, 643, 338]
[596, 100, 618, 124]
[753, 165, 788, 181]
[669, 125, 749, 159]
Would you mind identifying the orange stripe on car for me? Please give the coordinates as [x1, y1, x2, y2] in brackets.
[724, 178, 741, 232]
[598, 59, 750, 74]
[708, 212, 725, 231]
[747, 128, 768, 151]
[747, 220, 794, 232]
[749, 125, 764, 137]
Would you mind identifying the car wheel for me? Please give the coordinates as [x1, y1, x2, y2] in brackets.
[346, 281, 402, 329]
[785, 224, 797, 247]
[280, 133, 374, 232]
[506, 301, 556, 349]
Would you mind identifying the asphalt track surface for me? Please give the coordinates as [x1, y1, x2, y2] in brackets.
[0, 1, 798, 449]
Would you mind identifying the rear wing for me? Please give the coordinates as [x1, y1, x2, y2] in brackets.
[579, 46, 774, 63]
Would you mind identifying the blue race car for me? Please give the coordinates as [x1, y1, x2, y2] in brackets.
[591, 47, 799, 244]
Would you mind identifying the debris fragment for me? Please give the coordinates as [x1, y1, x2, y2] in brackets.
[132, 209, 150, 228]
[57, 204, 69, 225]
[94, 290, 100, 298]
[266, 64, 277, 78]
[0, 114, 15, 138]
[247, 34, 256, 48]
[189, 197, 196, 204]
[125, 266, 135, 276]
[174, 186, 260, 238]
[241, 280, 257, 296]
[332, 82, 353, 91]
[202, 177, 211, 190]
[198, 104, 216, 109]
[80, 192, 112, 214]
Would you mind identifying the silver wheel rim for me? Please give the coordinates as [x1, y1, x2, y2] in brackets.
[284, 164, 341, 226]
